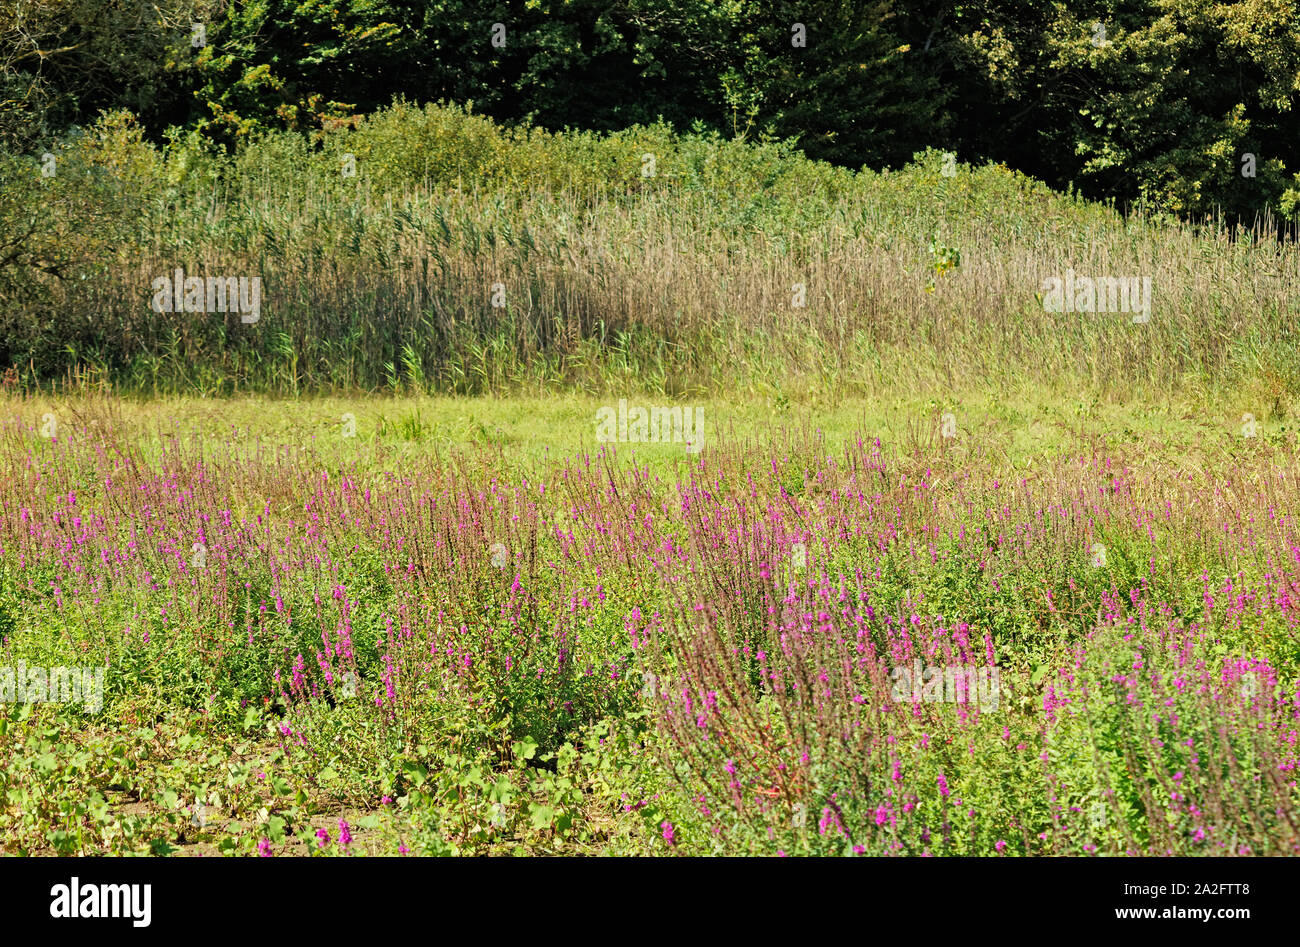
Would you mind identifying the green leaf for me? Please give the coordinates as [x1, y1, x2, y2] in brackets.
[402, 761, 428, 787]
[513, 736, 538, 761]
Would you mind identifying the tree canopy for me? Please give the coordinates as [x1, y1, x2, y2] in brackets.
[3, 0, 1299, 220]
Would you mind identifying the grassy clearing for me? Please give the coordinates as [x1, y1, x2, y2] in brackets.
[4, 385, 1289, 471]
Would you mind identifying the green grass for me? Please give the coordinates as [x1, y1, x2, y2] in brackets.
[9, 386, 1288, 474]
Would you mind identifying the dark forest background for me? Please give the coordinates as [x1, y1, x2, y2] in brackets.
[5, 0, 1300, 222]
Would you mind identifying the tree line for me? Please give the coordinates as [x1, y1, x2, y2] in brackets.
[3, 0, 1299, 222]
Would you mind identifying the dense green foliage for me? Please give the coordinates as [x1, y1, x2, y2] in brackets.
[4, 1, 1300, 220]
[2, 102, 1298, 400]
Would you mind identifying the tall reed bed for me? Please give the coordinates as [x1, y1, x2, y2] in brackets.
[5, 102, 1300, 404]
